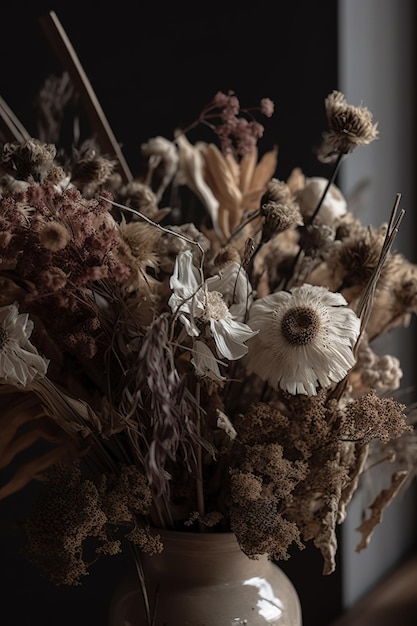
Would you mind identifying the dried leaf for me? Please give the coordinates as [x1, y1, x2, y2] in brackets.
[0, 427, 62, 470]
[224, 152, 240, 186]
[242, 187, 269, 213]
[338, 443, 369, 523]
[249, 146, 278, 191]
[355, 470, 408, 552]
[239, 148, 258, 193]
[203, 144, 242, 209]
[306, 497, 339, 575]
[0, 390, 48, 466]
[175, 133, 221, 236]
[0, 387, 81, 498]
[316, 512, 339, 576]
[286, 167, 305, 193]
[32, 377, 101, 436]
[217, 205, 232, 240]
[0, 444, 71, 500]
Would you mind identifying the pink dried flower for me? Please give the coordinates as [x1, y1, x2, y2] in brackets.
[0, 231, 12, 247]
[260, 98, 274, 117]
[182, 90, 274, 158]
[42, 266, 68, 291]
[213, 90, 240, 116]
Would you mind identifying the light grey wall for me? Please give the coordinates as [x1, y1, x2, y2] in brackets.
[338, 0, 417, 608]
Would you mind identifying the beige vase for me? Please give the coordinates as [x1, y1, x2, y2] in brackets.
[108, 530, 303, 626]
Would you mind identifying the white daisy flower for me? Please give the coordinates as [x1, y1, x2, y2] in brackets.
[246, 284, 361, 395]
[0, 302, 49, 387]
[169, 250, 258, 361]
[205, 261, 253, 321]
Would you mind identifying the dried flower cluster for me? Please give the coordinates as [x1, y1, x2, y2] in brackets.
[0, 82, 416, 592]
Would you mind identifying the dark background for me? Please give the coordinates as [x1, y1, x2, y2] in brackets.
[0, 2, 340, 625]
[1, 1, 337, 181]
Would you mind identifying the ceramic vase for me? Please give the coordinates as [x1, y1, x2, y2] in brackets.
[108, 529, 302, 625]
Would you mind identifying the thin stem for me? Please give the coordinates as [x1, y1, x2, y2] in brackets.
[39, 11, 133, 183]
[129, 542, 153, 626]
[225, 209, 261, 243]
[282, 151, 345, 290]
[103, 197, 205, 271]
[308, 152, 345, 224]
[329, 194, 405, 403]
[195, 382, 206, 529]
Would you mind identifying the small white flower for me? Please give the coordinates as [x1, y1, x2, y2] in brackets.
[140, 136, 179, 200]
[0, 302, 49, 387]
[191, 340, 226, 384]
[216, 409, 237, 440]
[168, 248, 203, 336]
[205, 261, 253, 321]
[246, 284, 360, 395]
[295, 177, 347, 225]
[169, 250, 258, 361]
[175, 133, 221, 237]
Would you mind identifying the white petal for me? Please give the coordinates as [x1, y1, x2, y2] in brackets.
[206, 262, 253, 316]
[216, 409, 237, 440]
[169, 249, 200, 297]
[211, 318, 258, 361]
[175, 133, 221, 236]
[0, 302, 49, 387]
[191, 340, 226, 382]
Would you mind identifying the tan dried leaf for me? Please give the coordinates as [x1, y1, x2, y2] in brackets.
[338, 443, 369, 523]
[0, 390, 48, 467]
[313, 501, 339, 575]
[204, 144, 242, 206]
[286, 167, 305, 194]
[175, 133, 221, 236]
[224, 152, 241, 186]
[0, 427, 62, 470]
[239, 148, 258, 193]
[217, 205, 232, 240]
[249, 146, 278, 191]
[242, 187, 269, 213]
[32, 378, 101, 437]
[355, 470, 408, 552]
[0, 444, 71, 500]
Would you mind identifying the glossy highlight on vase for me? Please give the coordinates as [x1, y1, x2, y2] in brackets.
[244, 576, 285, 621]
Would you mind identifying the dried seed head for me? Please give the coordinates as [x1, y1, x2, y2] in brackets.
[299, 223, 336, 257]
[281, 305, 321, 345]
[1, 139, 56, 182]
[38, 220, 71, 252]
[71, 153, 116, 187]
[318, 90, 378, 161]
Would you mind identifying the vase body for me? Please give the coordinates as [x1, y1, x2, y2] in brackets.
[108, 530, 302, 626]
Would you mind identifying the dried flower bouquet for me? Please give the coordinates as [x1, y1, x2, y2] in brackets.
[1, 77, 416, 591]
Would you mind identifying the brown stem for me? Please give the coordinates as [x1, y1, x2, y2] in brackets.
[39, 11, 133, 184]
[195, 382, 206, 529]
[282, 152, 345, 290]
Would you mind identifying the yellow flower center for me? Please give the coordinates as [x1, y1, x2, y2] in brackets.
[201, 291, 229, 321]
[281, 306, 320, 345]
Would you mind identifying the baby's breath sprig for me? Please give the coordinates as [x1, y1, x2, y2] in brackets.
[177, 90, 274, 158]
